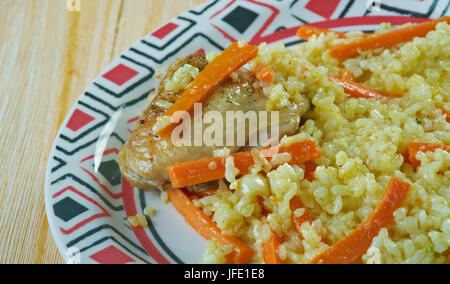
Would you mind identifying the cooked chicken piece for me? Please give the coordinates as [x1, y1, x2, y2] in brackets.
[119, 53, 309, 190]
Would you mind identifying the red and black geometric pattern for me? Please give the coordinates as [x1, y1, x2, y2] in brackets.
[90, 245, 136, 264]
[45, 0, 450, 264]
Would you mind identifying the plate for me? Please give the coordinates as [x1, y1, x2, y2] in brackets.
[45, 0, 450, 264]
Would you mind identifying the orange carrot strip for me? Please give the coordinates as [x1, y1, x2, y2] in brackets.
[297, 25, 347, 40]
[329, 17, 450, 60]
[401, 149, 410, 166]
[168, 140, 322, 188]
[329, 76, 403, 100]
[408, 142, 450, 168]
[304, 161, 318, 182]
[290, 196, 313, 240]
[158, 41, 258, 136]
[311, 177, 411, 264]
[257, 196, 271, 217]
[290, 196, 328, 244]
[438, 107, 450, 123]
[256, 64, 274, 83]
[263, 233, 285, 264]
[168, 188, 254, 264]
[339, 69, 356, 82]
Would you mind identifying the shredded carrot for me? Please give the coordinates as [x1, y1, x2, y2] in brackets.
[297, 25, 347, 40]
[255, 63, 274, 82]
[329, 76, 403, 100]
[401, 149, 410, 166]
[257, 196, 271, 217]
[329, 17, 450, 60]
[263, 233, 285, 264]
[311, 177, 411, 264]
[168, 188, 254, 264]
[339, 69, 356, 82]
[290, 196, 328, 245]
[290, 196, 313, 240]
[304, 161, 317, 182]
[438, 107, 450, 123]
[408, 142, 450, 168]
[182, 185, 314, 234]
[158, 41, 258, 136]
[168, 140, 322, 188]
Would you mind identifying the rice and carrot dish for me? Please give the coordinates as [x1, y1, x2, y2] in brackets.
[120, 18, 450, 264]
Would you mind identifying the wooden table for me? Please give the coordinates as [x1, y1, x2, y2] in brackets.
[0, 0, 208, 264]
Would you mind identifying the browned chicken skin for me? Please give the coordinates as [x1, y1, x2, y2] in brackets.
[119, 53, 308, 190]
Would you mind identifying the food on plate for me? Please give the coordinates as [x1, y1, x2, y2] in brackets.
[119, 17, 450, 264]
[119, 47, 309, 191]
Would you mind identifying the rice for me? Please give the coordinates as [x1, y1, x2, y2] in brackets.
[224, 156, 239, 184]
[127, 213, 148, 228]
[270, 152, 292, 167]
[250, 148, 272, 174]
[195, 22, 450, 264]
[143, 206, 155, 217]
[201, 239, 234, 264]
[164, 63, 199, 92]
[208, 161, 218, 170]
[152, 115, 171, 133]
[154, 99, 173, 109]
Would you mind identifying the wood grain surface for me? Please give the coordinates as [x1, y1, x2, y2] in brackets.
[0, 0, 208, 264]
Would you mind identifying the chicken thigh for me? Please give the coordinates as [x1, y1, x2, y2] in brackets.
[118, 52, 308, 190]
